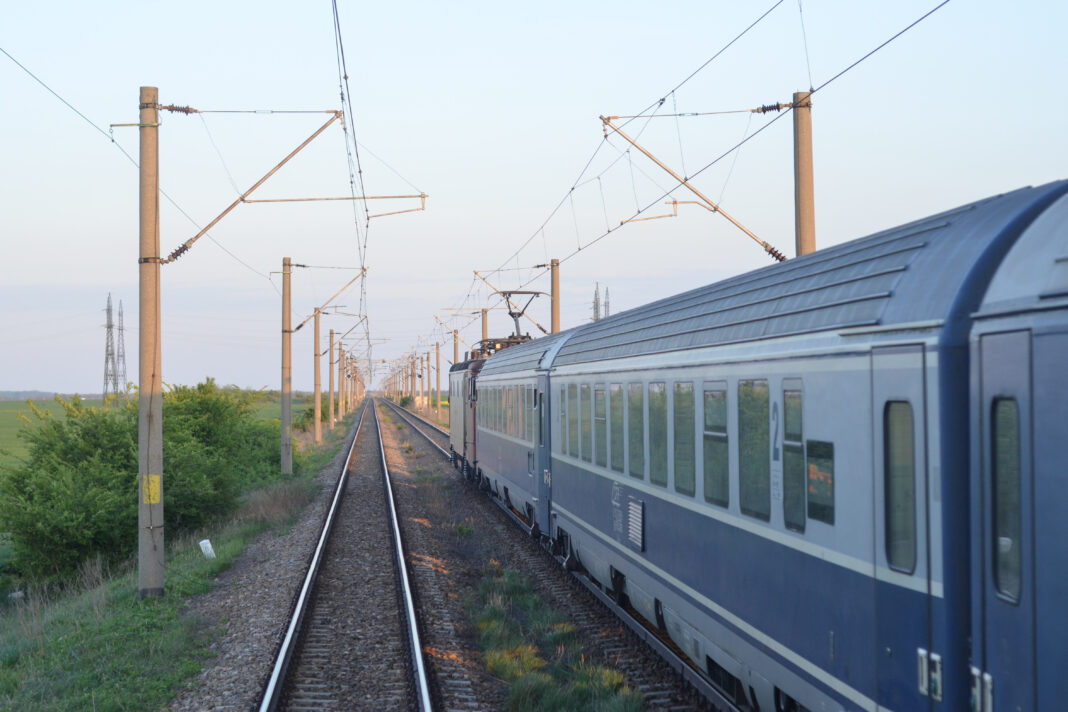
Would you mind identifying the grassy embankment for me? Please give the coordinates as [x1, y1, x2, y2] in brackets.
[386, 409, 637, 710]
[471, 562, 644, 712]
[0, 392, 351, 711]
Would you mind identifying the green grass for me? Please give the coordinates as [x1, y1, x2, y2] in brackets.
[0, 400, 103, 468]
[471, 563, 644, 712]
[295, 411, 356, 476]
[0, 520, 264, 710]
[0, 415, 347, 711]
[249, 394, 312, 422]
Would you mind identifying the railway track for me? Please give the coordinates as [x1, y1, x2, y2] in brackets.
[258, 401, 432, 712]
[380, 399, 724, 712]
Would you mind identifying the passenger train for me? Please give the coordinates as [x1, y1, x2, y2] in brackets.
[448, 181, 1068, 711]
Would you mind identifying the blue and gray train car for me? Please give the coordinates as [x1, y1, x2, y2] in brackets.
[449, 180, 1068, 711]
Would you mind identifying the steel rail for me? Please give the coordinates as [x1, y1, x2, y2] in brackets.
[258, 402, 368, 712]
[381, 400, 449, 445]
[380, 399, 738, 711]
[372, 399, 434, 712]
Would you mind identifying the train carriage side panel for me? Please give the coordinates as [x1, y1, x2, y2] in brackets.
[475, 331, 572, 533]
[969, 189, 1068, 712]
[448, 359, 483, 473]
[545, 180, 1068, 711]
[549, 348, 883, 711]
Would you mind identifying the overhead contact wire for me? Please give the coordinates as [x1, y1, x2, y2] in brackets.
[1, 45, 274, 284]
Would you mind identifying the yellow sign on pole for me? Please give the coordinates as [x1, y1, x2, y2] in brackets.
[142, 474, 161, 505]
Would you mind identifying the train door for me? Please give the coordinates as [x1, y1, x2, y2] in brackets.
[533, 374, 552, 535]
[974, 330, 1035, 712]
[872, 345, 932, 710]
[465, 369, 478, 472]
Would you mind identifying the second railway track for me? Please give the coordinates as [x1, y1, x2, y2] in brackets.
[260, 397, 719, 710]
[381, 398, 718, 712]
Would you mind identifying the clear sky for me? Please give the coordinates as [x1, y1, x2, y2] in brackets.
[2, 0, 1065, 394]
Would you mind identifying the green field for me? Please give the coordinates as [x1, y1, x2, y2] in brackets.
[0, 392, 315, 467]
[249, 394, 312, 422]
[0, 399, 104, 468]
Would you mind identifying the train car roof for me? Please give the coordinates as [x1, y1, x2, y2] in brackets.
[449, 359, 484, 373]
[478, 329, 574, 377]
[544, 180, 1068, 367]
[977, 191, 1068, 315]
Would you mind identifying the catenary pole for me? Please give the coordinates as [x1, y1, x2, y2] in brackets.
[436, 342, 441, 423]
[793, 91, 816, 256]
[338, 343, 345, 416]
[313, 308, 322, 444]
[328, 328, 336, 429]
[281, 257, 293, 475]
[138, 86, 164, 598]
[453, 329, 459, 363]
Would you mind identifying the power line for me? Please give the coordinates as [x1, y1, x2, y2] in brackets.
[1, 44, 277, 285]
[332, 0, 376, 378]
[357, 141, 424, 195]
[558, 0, 955, 268]
[797, 0, 815, 91]
[489, 1, 787, 274]
[200, 114, 242, 195]
[501, 0, 954, 296]
[811, 0, 951, 95]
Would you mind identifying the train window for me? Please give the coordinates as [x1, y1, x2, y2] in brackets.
[537, 391, 543, 445]
[567, 384, 579, 457]
[512, 386, 518, 437]
[516, 386, 522, 438]
[504, 387, 510, 435]
[529, 387, 536, 442]
[738, 379, 770, 521]
[885, 401, 916, 573]
[649, 382, 668, 487]
[559, 387, 567, 453]
[992, 398, 1021, 602]
[674, 383, 695, 497]
[518, 386, 525, 440]
[703, 388, 728, 507]
[610, 384, 624, 473]
[806, 441, 834, 524]
[594, 387, 607, 467]
[783, 390, 805, 532]
[580, 385, 592, 462]
[516, 386, 522, 439]
[628, 383, 644, 479]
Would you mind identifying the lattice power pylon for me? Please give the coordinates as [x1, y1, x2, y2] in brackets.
[103, 294, 120, 404]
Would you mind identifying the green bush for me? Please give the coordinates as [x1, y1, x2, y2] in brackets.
[295, 393, 331, 432]
[0, 380, 280, 582]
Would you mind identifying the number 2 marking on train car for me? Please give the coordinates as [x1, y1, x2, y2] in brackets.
[771, 401, 781, 461]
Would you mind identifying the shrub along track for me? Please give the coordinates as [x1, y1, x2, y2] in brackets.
[381, 398, 715, 711]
